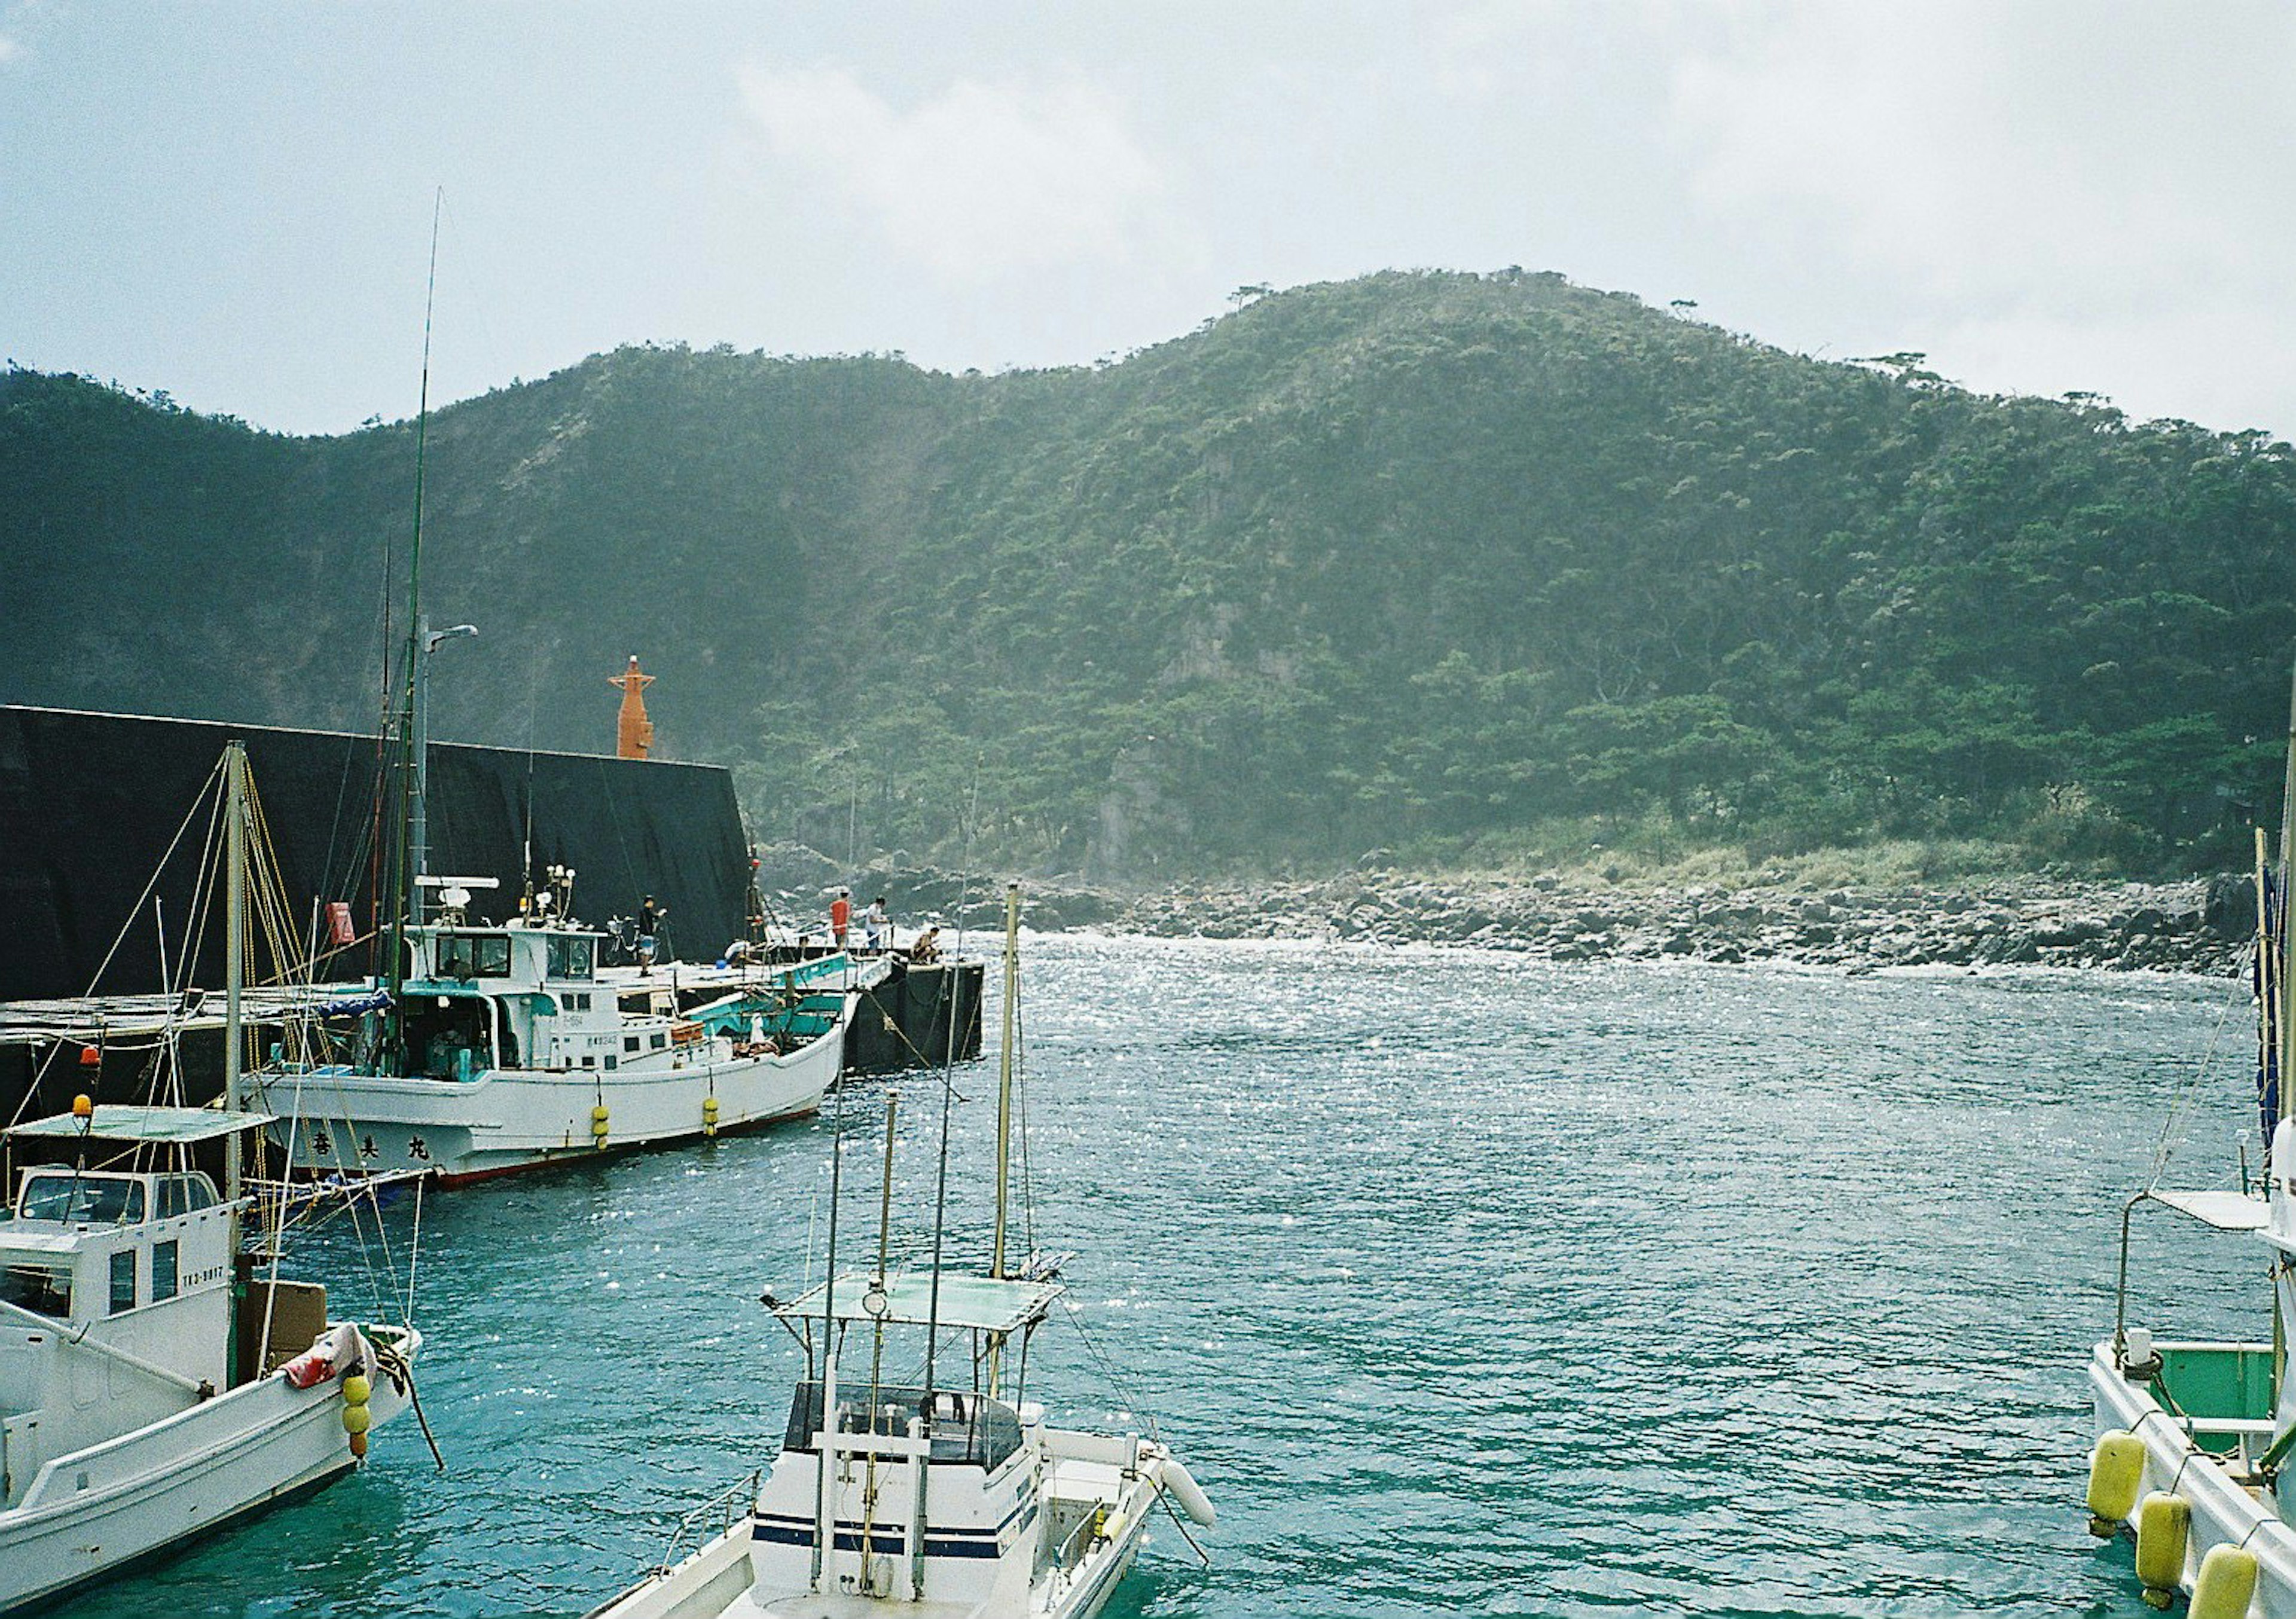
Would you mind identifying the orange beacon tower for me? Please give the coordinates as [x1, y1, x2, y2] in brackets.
[610, 655, 656, 759]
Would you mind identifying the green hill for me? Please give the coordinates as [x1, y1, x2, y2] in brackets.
[5, 270, 2293, 880]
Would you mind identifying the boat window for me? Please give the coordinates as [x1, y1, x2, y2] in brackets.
[0, 1257, 70, 1316]
[152, 1239, 179, 1301]
[624, 1035, 641, 1053]
[110, 1248, 136, 1313]
[546, 935, 596, 980]
[650, 1032, 668, 1050]
[19, 1173, 146, 1224]
[604, 1055, 617, 1071]
[783, 1382, 1024, 1473]
[156, 1174, 215, 1217]
[436, 933, 512, 979]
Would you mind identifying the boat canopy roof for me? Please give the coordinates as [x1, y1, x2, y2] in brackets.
[7, 1104, 277, 1145]
[2143, 1189, 2270, 1231]
[778, 1271, 1062, 1334]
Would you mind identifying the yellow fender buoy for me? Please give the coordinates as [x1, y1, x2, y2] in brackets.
[703, 1094, 720, 1137]
[342, 1366, 373, 1457]
[2191, 1543, 2258, 1619]
[2086, 1430, 2146, 1535]
[591, 1102, 610, 1147]
[2134, 1491, 2191, 1609]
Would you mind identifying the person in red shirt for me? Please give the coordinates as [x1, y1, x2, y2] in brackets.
[830, 888, 851, 948]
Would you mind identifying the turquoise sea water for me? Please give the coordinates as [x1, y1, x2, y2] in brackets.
[49, 935, 2264, 1617]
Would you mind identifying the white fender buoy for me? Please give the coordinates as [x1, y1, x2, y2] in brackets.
[1154, 1458, 1216, 1528]
[2086, 1430, 2145, 1535]
[2191, 1543, 2258, 1619]
[2134, 1491, 2191, 1609]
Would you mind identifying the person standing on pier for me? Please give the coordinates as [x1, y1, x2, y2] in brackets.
[863, 895, 889, 951]
[639, 894, 665, 974]
[830, 888, 851, 949]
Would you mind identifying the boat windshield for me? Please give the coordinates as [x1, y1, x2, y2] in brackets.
[18, 1172, 145, 1224]
[784, 1380, 1024, 1473]
[435, 933, 513, 979]
[546, 934, 596, 979]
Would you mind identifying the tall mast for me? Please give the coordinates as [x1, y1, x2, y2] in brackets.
[383, 193, 443, 1048]
[224, 741, 248, 1204]
[991, 882, 1019, 1281]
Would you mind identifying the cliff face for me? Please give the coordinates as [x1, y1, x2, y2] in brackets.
[5, 271, 2295, 878]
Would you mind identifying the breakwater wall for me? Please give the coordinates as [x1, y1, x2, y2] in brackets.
[0, 704, 752, 1003]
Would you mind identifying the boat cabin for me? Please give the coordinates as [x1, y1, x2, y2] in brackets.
[756, 1272, 1064, 1603]
[316, 920, 854, 1083]
[0, 1105, 275, 1507]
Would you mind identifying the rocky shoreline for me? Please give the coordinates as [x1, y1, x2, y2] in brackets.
[755, 846, 2255, 976]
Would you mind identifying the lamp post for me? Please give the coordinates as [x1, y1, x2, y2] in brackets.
[410, 617, 478, 924]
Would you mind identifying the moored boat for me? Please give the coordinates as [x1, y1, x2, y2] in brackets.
[254, 899, 879, 1184]
[0, 742, 425, 1613]
[582, 884, 1213, 1619]
[2084, 667, 2296, 1611]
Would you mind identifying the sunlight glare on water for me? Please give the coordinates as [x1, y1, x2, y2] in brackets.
[51, 935, 2259, 1617]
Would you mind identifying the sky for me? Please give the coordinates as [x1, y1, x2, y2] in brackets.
[2, 1, 2291, 439]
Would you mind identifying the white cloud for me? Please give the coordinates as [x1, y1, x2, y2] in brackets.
[737, 65, 1177, 280]
[0, 33, 21, 65]
[1659, 1, 2296, 427]
[1669, 5, 2274, 303]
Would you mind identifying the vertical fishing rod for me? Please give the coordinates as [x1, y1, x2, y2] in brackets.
[984, 883, 1022, 1401]
[2279, 653, 2296, 1131]
[810, 1062, 848, 1593]
[859, 1095, 899, 1598]
[912, 897, 978, 1599]
[992, 882, 1019, 1284]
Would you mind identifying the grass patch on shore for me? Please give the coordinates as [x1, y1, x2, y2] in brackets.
[1368, 806, 2166, 894]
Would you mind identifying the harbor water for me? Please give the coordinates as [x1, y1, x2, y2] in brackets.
[47, 933, 2259, 1617]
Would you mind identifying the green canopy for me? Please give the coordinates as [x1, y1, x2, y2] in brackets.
[8, 1104, 277, 1145]
[778, 1270, 1062, 1335]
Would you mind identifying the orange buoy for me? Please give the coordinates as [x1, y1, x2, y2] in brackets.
[72, 1092, 94, 1117]
[78, 1044, 101, 1068]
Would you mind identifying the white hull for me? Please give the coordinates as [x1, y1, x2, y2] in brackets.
[261, 1024, 844, 1184]
[585, 1435, 1195, 1619]
[0, 1325, 419, 1615]
[2089, 1339, 2296, 1613]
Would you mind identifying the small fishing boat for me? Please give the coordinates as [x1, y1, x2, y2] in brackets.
[584, 885, 1214, 1619]
[255, 891, 877, 1184]
[0, 743, 426, 1614]
[2084, 673, 2296, 1613]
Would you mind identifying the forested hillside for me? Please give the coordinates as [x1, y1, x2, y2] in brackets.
[4, 270, 2292, 879]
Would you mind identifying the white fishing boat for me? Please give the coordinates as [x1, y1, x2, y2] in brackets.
[2084, 671, 2296, 1614]
[584, 885, 1213, 1619]
[0, 743, 425, 1614]
[255, 893, 879, 1186]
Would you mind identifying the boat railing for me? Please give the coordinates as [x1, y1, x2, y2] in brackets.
[784, 1380, 1022, 1470]
[648, 1468, 760, 1577]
